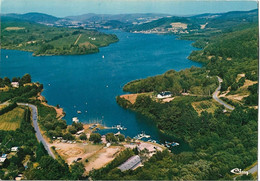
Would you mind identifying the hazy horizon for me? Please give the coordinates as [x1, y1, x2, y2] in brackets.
[1, 0, 258, 18]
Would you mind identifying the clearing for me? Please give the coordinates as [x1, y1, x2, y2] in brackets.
[84, 146, 123, 174]
[0, 106, 25, 130]
[192, 99, 219, 115]
[5, 27, 25, 31]
[50, 142, 103, 165]
[120, 92, 153, 104]
[74, 34, 82, 45]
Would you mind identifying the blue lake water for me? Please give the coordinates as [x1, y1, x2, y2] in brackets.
[0, 30, 201, 153]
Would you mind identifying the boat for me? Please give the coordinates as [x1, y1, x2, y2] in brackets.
[77, 111, 82, 114]
[6, 55, 8, 59]
[112, 124, 127, 130]
[102, 55, 105, 59]
[171, 142, 179, 147]
[133, 131, 150, 140]
[72, 117, 79, 123]
[164, 141, 179, 148]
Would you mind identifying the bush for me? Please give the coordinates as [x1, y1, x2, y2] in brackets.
[79, 133, 87, 140]
[89, 133, 101, 143]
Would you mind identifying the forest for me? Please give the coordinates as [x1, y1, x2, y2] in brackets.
[112, 11, 258, 180]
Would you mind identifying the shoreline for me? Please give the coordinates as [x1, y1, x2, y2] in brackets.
[37, 91, 65, 120]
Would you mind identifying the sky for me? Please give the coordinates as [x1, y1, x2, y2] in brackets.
[1, 0, 258, 17]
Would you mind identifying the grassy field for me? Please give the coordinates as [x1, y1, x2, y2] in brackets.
[191, 99, 220, 115]
[0, 106, 25, 130]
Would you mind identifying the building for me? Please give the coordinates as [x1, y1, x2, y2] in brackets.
[11, 147, 19, 152]
[1, 154, 7, 158]
[157, 91, 172, 99]
[11, 82, 19, 88]
[0, 157, 6, 166]
[118, 155, 141, 171]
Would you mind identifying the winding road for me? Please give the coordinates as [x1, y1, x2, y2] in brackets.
[17, 103, 55, 158]
[212, 76, 234, 110]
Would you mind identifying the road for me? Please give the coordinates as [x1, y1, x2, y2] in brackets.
[248, 164, 258, 174]
[212, 76, 235, 111]
[18, 103, 55, 159]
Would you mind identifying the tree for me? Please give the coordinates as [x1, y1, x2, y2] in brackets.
[126, 136, 132, 142]
[117, 134, 125, 142]
[79, 133, 87, 140]
[72, 122, 84, 131]
[12, 77, 19, 82]
[63, 132, 75, 140]
[20, 73, 31, 85]
[89, 133, 101, 143]
[3, 77, 11, 85]
[69, 162, 85, 180]
[106, 133, 117, 143]
[68, 126, 77, 134]
[36, 142, 48, 161]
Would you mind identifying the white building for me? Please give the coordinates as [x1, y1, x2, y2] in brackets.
[0, 157, 6, 165]
[11, 147, 19, 152]
[157, 91, 172, 99]
[11, 82, 19, 88]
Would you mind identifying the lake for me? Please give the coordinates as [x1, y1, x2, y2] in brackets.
[0, 30, 201, 153]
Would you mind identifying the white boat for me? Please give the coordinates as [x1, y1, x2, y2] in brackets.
[77, 111, 82, 114]
[72, 117, 79, 123]
[6, 55, 8, 59]
[102, 55, 105, 59]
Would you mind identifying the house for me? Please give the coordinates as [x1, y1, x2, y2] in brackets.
[0, 157, 6, 165]
[11, 147, 19, 152]
[11, 82, 19, 88]
[118, 155, 141, 171]
[157, 91, 172, 99]
[15, 174, 23, 181]
[1, 154, 7, 158]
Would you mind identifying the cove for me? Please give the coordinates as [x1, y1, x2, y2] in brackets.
[0, 30, 201, 153]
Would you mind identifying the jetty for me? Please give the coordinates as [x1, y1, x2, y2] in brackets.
[133, 132, 150, 140]
[164, 141, 179, 148]
[107, 124, 127, 130]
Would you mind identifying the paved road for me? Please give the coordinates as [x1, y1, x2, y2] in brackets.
[248, 164, 258, 174]
[212, 76, 234, 111]
[18, 103, 55, 159]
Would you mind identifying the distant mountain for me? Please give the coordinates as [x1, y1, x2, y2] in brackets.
[66, 13, 171, 23]
[127, 9, 258, 33]
[2, 12, 61, 24]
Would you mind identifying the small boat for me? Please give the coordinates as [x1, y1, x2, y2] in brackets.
[102, 55, 105, 59]
[171, 142, 179, 147]
[6, 55, 8, 59]
[77, 111, 82, 114]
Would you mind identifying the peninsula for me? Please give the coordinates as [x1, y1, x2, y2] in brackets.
[1, 17, 118, 56]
